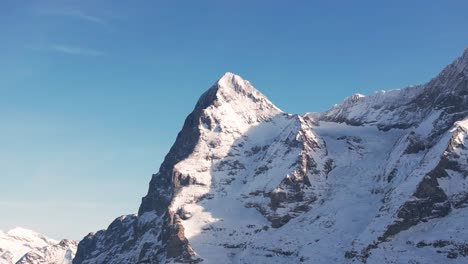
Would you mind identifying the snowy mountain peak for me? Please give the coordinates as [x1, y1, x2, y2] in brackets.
[431, 47, 468, 80]
[216, 71, 240, 84]
[455, 47, 468, 74]
[137, 72, 282, 216]
[6, 227, 38, 237]
[212, 72, 282, 113]
[0, 228, 76, 264]
[216, 72, 249, 91]
[461, 47, 468, 63]
[342, 93, 365, 105]
[4, 227, 56, 248]
[7, 227, 48, 238]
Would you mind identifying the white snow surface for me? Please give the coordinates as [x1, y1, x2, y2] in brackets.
[0, 228, 76, 264]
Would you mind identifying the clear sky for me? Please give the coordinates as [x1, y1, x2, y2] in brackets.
[1, 0, 467, 240]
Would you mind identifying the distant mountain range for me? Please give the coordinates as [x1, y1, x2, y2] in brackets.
[0, 227, 76, 264]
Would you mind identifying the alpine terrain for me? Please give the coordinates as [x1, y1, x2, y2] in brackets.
[74, 48, 468, 263]
[0, 227, 77, 264]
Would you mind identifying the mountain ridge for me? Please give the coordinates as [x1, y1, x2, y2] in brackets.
[74, 48, 468, 264]
[0, 227, 77, 264]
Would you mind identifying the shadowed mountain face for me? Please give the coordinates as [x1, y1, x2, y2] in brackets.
[74, 49, 468, 264]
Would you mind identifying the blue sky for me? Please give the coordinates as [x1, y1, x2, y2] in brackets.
[1, 0, 467, 240]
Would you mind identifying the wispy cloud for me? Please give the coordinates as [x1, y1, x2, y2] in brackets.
[39, 7, 107, 25]
[57, 9, 106, 25]
[50, 44, 105, 56]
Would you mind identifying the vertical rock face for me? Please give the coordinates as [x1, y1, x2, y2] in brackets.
[75, 49, 468, 263]
[138, 84, 219, 216]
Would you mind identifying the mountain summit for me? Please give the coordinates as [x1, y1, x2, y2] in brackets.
[0, 227, 77, 264]
[74, 48, 468, 264]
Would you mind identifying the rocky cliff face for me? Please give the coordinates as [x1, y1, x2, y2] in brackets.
[0, 227, 76, 264]
[75, 49, 468, 264]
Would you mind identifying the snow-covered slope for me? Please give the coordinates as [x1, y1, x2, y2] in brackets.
[74, 48, 468, 263]
[0, 228, 77, 264]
